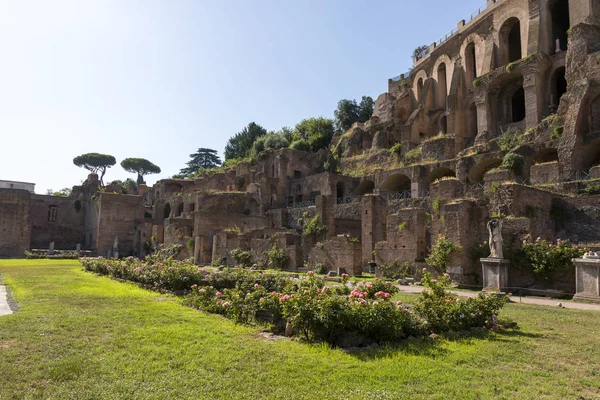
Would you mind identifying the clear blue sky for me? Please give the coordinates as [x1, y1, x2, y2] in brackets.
[0, 0, 483, 194]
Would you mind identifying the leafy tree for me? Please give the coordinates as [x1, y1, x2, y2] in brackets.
[224, 122, 267, 161]
[413, 45, 429, 60]
[333, 96, 374, 132]
[334, 99, 360, 132]
[120, 158, 161, 184]
[289, 139, 311, 152]
[180, 148, 222, 176]
[46, 188, 72, 197]
[73, 153, 116, 185]
[293, 117, 335, 152]
[251, 133, 289, 158]
[358, 96, 375, 123]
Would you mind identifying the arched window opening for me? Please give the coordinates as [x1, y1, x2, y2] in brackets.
[437, 63, 447, 109]
[417, 78, 424, 102]
[533, 149, 559, 164]
[551, 0, 570, 53]
[163, 204, 171, 220]
[512, 88, 526, 122]
[466, 42, 477, 83]
[500, 18, 522, 65]
[551, 67, 567, 110]
[468, 159, 503, 182]
[176, 203, 184, 217]
[427, 168, 456, 184]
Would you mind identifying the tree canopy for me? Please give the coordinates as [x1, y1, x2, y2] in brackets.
[46, 188, 72, 197]
[224, 122, 267, 161]
[72, 153, 116, 184]
[179, 148, 222, 176]
[120, 158, 161, 184]
[413, 45, 429, 60]
[292, 117, 335, 152]
[333, 96, 374, 132]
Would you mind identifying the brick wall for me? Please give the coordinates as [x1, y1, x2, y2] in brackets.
[0, 189, 31, 257]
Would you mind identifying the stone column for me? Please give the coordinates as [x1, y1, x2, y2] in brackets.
[361, 195, 387, 265]
[521, 56, 550, 130]
[316, 195, 335, 238]
[480, 258, 510, 291]
[573, 257, 600, 302]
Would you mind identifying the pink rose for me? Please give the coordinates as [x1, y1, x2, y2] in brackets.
[216, 292, 222, 297]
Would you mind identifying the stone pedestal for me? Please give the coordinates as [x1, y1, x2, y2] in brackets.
[573, 258, 600, 302]
[481, 258, 510, 291]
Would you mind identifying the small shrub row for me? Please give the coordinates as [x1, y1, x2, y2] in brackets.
[81, 258, 511, 346]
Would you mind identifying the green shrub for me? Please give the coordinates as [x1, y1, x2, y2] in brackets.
[551, 126, 563, 140]
[230, 248, 253, 267]
[389, 142, 402, 157]
[425, 235, 462, 274]
[267, 244, 289, 270]
[469, 242, 490, 263]
[290, 139, 311, 152]
[506, 62, 517, 73]
[397, 222, 408, 232]
[432, 197, 445, 214]
[521, 235, 587, 280]
[500, 152, 524, 175]
[315, 263, 327, 275]
[302, 213, 328, 237]
[472, 78, 481, 89]
[579, 183, 600, 196]
[404, 146, 422, 165]
[414, 271, 509, 333]
[187, 238, 195, 250]
[378, 260, 415, 280]
[498, 129, 524, 152]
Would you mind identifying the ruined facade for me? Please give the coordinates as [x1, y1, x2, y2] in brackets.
[2, 0, 600, 292]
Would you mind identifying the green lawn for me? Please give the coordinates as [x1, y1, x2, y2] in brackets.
[0, 260, 599, 399]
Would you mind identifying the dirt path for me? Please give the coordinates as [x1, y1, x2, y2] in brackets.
[397, 285, 600, 311]
[0, 285, 13, 316]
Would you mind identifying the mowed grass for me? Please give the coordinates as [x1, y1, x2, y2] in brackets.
[0, 261, 599, 399]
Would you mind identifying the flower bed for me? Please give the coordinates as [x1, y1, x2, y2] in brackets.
[81, 257, 511, 347]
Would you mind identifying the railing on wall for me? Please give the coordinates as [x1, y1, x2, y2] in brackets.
[563, 170, 591, 182]
[382, 191, 412, 201]
[287, 200, 316, 209]
[336, 195, 363, 205]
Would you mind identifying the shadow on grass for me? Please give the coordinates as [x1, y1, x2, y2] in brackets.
[342, 327, 543, 361]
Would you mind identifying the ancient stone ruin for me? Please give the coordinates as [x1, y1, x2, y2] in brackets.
[1, 0, 600, 296]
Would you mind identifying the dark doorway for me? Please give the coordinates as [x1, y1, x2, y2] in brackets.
[512, 88, 526, 122]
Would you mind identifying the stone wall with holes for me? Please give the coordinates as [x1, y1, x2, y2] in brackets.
[421, 136, 456, 161]
[29, 194, 84, 250]
[308, 235, 362, 275]
[334, 218, 361, 238]
[429, 179, 463, 199]
[0, 189, 31, 257]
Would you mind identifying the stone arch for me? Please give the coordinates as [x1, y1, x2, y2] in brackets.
[353, 180, 375, 195]
[498, 16, 524, 65]
[427, 167, 456, 184]
[532, 148, 559, 164]
[468, 158, 503, 182]
[412, 69, 428, 102]
[380, 174, 412, 192]
[163, 203, 171, 220]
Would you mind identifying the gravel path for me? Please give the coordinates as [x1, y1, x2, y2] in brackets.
[397, 285, 600, 311]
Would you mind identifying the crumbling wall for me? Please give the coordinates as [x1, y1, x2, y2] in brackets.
[0, 189, 31, 257]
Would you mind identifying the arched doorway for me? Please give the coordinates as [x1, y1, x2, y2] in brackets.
[468, 158, 503, 182]
[440, 115, 448, 134]
[163, 203, 171, 219]
[427, 168, 457, 184]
